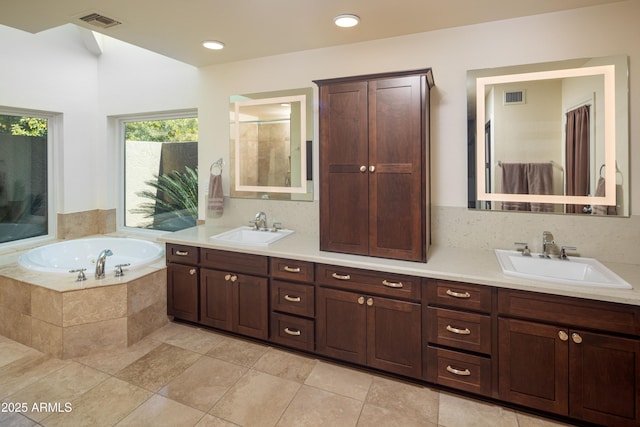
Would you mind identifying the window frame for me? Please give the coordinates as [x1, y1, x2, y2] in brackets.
[0, 106, 59, 249]
[115, 109, 199, 235]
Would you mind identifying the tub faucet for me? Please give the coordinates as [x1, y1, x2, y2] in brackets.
[541, 231, 556, 258]
[95, 249, 113, 279]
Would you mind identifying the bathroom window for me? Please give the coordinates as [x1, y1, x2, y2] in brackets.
[122, 112, 198, 232]
[0, 111, 53, 245]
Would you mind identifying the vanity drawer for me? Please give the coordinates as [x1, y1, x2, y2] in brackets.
[271, 280, 315, 318]
[166, 244, 199, 265]
[425, 279, 493, 313]
[200, 248, 268, 276]
[271, 258, 314, 283]
[427, 307, 492, 355]
[316, 264, 420, 301]
[270, 312, 315, 351]
[426, 346, 491, 396]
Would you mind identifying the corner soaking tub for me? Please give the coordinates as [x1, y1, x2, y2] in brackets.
[18, 237, 164, 274]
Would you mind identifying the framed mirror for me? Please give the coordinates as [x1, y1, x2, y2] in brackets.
[467, 55, 629, 216]
[230, 87, 313, 201]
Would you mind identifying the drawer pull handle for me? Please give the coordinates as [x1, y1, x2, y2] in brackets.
[284, 266, 301, 273]
[446, 325, 471, 335]
[445, 289, 471, 299]
[382, 279, 403, 288]
[332, 273, 351, 281]
[175, 250, 189, 256]
[284, 327, 301, 336]
[284, 295, 301, 302]
[446, 365, 471, 376]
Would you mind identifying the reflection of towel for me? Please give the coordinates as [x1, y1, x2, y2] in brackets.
[592, 177, 616, 215]
[501, 163, 554, 212]
[527, 163, 553, 212]
[208, 174, 224, 218]
[501, 163, 529, 211]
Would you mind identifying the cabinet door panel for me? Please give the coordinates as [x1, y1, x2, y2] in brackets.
[570, 330, 640, 427]
[368, 75, 425, 262]
[167, 264, 198, 322]
[316, 287, 366, 364]
[234, 274, 268, 340]
[319, 81, 369, 255]
[200, 269, 233, 330]
[366, 296, 422, 378]
[498, 318, 568, 415]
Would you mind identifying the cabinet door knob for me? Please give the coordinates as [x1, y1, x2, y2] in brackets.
[446, 325, 471, 335]
[571, 333, 583, 344]
[369, 165, 376, 172]
[360, 165, 367, 172]
[284, 327, 301, 336]
[284, 266, 301, 273]
[230, 275, 238, 283]
[332, 273, 351, 281]
[558, 331, 569, 341]
[224, 274, 231, 281]
[284, 295, 301, 302]
[366, 297, 374, 306]
[189, 268, 197, 276]
[357, 296, 365, 305]
[382, 279, 403, 288]
[445, 289, 471, 299]
[446, 365, 471, 376]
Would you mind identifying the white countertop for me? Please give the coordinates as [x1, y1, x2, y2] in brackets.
[159, 225, 640, 307]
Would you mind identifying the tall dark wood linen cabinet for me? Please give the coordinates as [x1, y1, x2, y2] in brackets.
[315, 69, 434, 262]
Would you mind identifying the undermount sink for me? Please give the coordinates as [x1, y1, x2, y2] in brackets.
[210, 226, 294, 246]
[494, 249, 632, 289]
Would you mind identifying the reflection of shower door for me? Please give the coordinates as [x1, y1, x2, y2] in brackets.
[484, 121, 491, 209]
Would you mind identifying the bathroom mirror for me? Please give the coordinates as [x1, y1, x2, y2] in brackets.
[467, 55, 629, 216]
[230, 87, 313, 201]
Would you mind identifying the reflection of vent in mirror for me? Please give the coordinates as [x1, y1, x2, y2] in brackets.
[79, 13, 122, 29]
[504, 90, 525, 105]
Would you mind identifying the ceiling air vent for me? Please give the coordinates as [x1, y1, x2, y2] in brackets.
[79, 13, 122, 29]
[504, 90, 525, 105]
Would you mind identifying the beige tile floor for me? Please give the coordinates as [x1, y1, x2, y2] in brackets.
[0, 321, 577, 427]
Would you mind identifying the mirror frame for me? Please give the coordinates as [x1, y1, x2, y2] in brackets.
[475, 64, 616, 206]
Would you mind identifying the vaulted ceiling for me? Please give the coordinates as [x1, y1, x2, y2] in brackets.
[0, 0, 626, 67]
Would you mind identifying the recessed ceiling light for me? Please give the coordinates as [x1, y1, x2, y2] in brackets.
[202, 40, 225, 50]
[334, 14, 360, 28]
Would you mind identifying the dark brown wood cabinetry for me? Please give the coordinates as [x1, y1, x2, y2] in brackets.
[166, 244, 199, 322]
[498, 289, 640, 427]
[316, 264, 422, 378]
[315, 70, 434, 262]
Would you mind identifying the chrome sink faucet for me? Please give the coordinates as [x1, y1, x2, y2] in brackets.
[254, 211, 267, 230]
[95, 249, 113, 279]
[541, 231, 556, 258]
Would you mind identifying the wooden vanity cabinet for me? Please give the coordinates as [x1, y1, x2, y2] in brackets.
[199, 249, 269, 340]
[498, 289, 640, 427]
[315, 264, 422, 378]
[166, 244, 200, 322]
[315, 69, 434, 262]
[424, 279, 495, 397]
[269, 258, 315, 351]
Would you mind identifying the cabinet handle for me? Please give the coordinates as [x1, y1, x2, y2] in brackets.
[572, 333, 583, 344]
[332, 273, 351, 281]
[445, 289, 471, 299]
[446, 365, 471, 376]
[230, 275, 238, 283]
[224, 274, 231, 281]
[367, 297, 373, 307]
[369, 165, 376, 173]
[284, 266, 301, 273]
[284, 327, 301, 336]
[558, 331, 569, 341]
[175, 250, 189, 256]
[284, 295, 301, 302]
[189, 268, 196, 276]
[357, 296, 365, 305]
[382, 279, 403, 288]
[446, 325, 471, 335]
[360, 165, 367, 172]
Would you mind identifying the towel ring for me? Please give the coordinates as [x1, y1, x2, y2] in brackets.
[210, 158, 224, 176]
[599, 164, 605, 178]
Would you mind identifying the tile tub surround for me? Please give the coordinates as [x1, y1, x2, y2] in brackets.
[0, 268, 168, 359]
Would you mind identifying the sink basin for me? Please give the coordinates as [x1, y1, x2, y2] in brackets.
[494, 249, 631, 289]
[210, 226, 294, 246]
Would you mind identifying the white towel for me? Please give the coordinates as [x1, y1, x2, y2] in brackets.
[208, 173, 224, 218]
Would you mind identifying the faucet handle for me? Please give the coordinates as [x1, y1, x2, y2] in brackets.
[514, 242, 531, 256]
[114, 263, 130, 277]
[560, 246, 577, 260]
[69, 268, 87, 282]
[271, 222, 282, 232]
